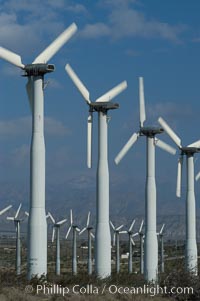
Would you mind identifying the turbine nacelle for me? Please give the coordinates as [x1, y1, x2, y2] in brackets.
[14, 219, 23, 222]
[22, 64, 55, 76]
[89, 101, 119, 112]
[140, 126, 164, 137]
[181, 147, 200, 155]
[87, 226, 93, 230]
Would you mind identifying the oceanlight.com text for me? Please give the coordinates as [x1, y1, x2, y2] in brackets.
[24, 284, 194, 297]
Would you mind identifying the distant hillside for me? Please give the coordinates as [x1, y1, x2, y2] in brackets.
[1, 179, 200, 241]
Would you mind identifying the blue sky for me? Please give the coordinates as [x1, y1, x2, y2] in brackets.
[1, 0, 200, 216]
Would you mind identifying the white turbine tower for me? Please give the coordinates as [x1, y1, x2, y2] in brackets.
[158, 117, 200, 275]
[65, 64, 127, 278]
[79, 211, 95, 275]
[65, 209, 80, 275]
[158, 223, 165, 273]
[7, 203, 23, 275]
[110, 221, 124, 274]
[120, 219, 139, 273]
[0, 205, 12, 216]
[48, 212, 67, 276]
[138, 220, 144, 274]
[0, 23, 77, 279]
[115, 77, 176, 282]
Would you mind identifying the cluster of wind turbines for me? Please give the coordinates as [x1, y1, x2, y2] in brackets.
[0, 20, 199, 283]
[0, 203, 166, 278]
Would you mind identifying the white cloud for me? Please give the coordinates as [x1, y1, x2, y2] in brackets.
[109, 8, 184, 42]
[0, 0, 86, 55]
[45, 117, 71, 136]
[47, 78, 63, 89]
[0, 116, 70, 138]
[11, 144, 29, 167]
[146, 102, 195, 121]
[81, 0, 186, 42]
[66, 4, 87, 14]
[81, 23, 111, 39]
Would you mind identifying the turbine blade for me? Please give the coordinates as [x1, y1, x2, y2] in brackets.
[154, 138, 176, 155]
[116, 224, 124, 231]
[26, 77, 33, 112]
[139, 220, 144, 233]
[86, 211, 91, 227]
[7, 217, 14, 221]
[65, 64, 90, 104]
[160, 224, 165, 234]
[95, 81, 127, 103]
[187, 140, 200, 148]
[115, 132, 139, 165]
[15, 203, 22, 219]
[176, 156, 183, 198]
[70, 209, 73, 225]
[76, 227, 80, 232]
[158, 117, 181, 148]
[132, 232, 139, 237]
[110, 221, 115, 230]
[195, 171, 200, 182]
[0, 47, 25, 68]
[57, 218, 67, 225]
[48, 212, 55, 224]
[139, 77, 146, 127]
[65, 226, 72, 239]
[0, 205, 12, 216]
[90, 232, 95, 239]
[131, 238, 135, 246]
[25, 211, 29, 217]
[52, 227, 55, 243]
[119, 230, 127, 234]
[79, 227, 87, 235]
[87, 112, 93, 168]
[128, 219, 135, 232]
[33, 23, 77, 64]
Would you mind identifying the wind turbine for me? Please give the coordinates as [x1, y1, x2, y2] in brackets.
[158, 117, 200, 275]
[119, 219, 139, 273]
[65, 209, 80, 275]
[7, 203, 23, 275]
[158, 223, 165, 273]
[48, 212, 67, 276]
[65, 64, 127, 278]
[115, 77, 176, 282]
[79, 211, 95, 275]
[110, 221, 124, 274]
[0, 23, 77, 279]
[0, 205, 12, 216]
[138, 220, 144, 274]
